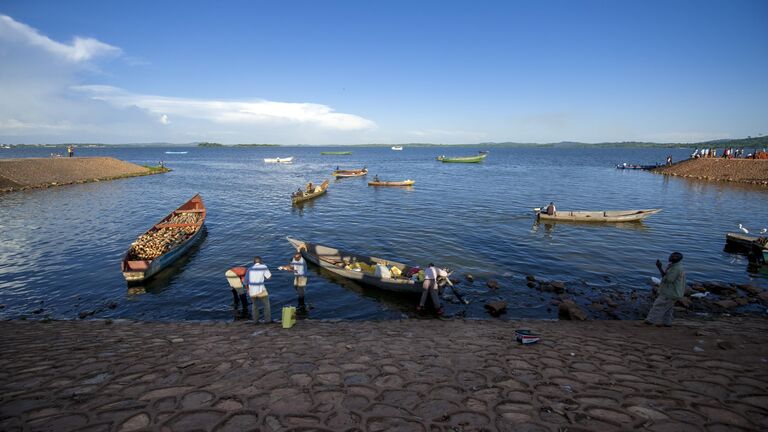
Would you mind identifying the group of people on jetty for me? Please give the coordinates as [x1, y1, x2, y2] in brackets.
[691, 147, 750, 158]
[223, 241, 688, 327]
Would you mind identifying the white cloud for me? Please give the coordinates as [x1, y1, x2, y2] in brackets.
[74, 85, 376, 131]
[0, 14, 121, 62]
[159, 114, 170, 125]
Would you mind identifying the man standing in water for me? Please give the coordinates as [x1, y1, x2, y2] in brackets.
[644, 252, 685, 327]
[418, 263, 443, 315]
[224, 266, 249, 318]
[282, 251, 308, 313]
[245, 256, 272, 323]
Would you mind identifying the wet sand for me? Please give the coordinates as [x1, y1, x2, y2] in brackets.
[0, 157, 167, 193]
[1, 317, 767, 431]
[653, 158, 768, 186]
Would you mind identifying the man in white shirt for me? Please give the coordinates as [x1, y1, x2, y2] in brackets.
[285, 252, 309, 313]
[418, 263, 443, 315]
[245, 256, 272, 323]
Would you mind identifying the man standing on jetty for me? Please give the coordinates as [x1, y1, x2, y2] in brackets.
[67, 144, 74, 157]
[644, 252, 685, 326]
[245, 256, 272, 323]
[281, 251, 308, 313]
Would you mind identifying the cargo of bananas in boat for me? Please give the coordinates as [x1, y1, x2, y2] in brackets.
[121, 194, 206, 283]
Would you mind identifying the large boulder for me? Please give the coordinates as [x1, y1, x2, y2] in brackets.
[558, 300, 588, 321]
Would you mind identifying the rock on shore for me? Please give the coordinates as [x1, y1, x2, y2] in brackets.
[653, 158, 768, 186]
[0, 157, 166, 192]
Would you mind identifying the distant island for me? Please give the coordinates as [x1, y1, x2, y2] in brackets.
[3, 135, 766, 149]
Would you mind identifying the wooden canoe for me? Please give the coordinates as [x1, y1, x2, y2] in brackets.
[121, 194, 206, 283]
[287, 237, 428, 294]
[332, 168, 368, 178]
[321, 151, 352, 155]
[292, 179, 329, 205]
[437, 153, 487, 163]
[535, 208, 661, 222]
[368, 179, 415, 187]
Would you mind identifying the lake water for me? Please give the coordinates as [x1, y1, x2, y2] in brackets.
[1, 146, 766, 321]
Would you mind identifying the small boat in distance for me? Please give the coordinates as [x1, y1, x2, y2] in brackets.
[368, 179, 414, 187]
[534, 208, 661, 223]
[332, 167, 368, 178]
[321, 151, 352, 155]
[437, 152, 488, 163]
[121, 194, 206, 283]
[616, 162, 661, 170]
[287, 237, 440, 294]
[165, 151, 188, 154]
[264, 156, 294, 163]
[292, 179, 329, 205]
[391, 146, 403, 151]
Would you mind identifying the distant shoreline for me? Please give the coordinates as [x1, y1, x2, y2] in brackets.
[2, 135, 767, 149]
[0, 157, 170, 193]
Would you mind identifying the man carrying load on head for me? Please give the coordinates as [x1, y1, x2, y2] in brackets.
[246, 256, 272, 324]
[225, 266, 249, 318]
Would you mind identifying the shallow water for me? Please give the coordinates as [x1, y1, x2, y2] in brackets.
[0, 146, 766, 321]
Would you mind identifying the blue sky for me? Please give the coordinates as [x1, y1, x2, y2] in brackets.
[1, 0, 766, 144]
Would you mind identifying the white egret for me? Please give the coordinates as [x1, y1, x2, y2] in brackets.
[739, 224, 749, 234]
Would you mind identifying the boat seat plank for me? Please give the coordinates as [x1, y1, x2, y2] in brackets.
[126, 260, 150, 271]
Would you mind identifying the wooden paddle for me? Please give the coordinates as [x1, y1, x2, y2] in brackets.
[444, 277, 469, 304]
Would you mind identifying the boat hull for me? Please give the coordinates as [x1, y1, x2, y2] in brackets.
[437, 154, 487, 163]
[368, 180, 414, 187]
[725, 232, 768, 263]
[536, 209, 661, 223]
[286, 237, 422, 293]
[121, 194, 206, 283]
[332, 168, 368, 178]
[264, 157, 293, 163]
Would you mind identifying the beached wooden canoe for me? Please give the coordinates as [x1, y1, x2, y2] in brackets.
[321, 151, 352, 155]
[264, 156, 293, 163]
[535, 208, 661, 222]
[725, 232, 768, 263]
[368, 179, 415, 187]
[437, 153, 487, 163]
[121, 194, 206, 283]
[292, 179, 329, 205]
[287, 237, 429, 293]
[332, 168, 368, 178]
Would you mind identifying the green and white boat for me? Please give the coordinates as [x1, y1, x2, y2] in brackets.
[436, 151, 488, 163]
[321, 151, 352, 155]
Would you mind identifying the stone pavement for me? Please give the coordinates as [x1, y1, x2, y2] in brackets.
[1, 317, 767, 431]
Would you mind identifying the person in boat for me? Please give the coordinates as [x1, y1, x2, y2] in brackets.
[644, 252, 685, 327]
[245, 256, 272, 324]
[292, 187, 304, 197]
[545, 202, 556, 216]
[417, 263, 443, 315]
[306, 182, 314, 193]
[373, 175, 380, 182]
[282, 251, 309, 313]
[225, 267, 250, 318]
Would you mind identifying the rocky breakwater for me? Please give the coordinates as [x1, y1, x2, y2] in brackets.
[652, 157, 768, 186]
[0, 157, 170, 193]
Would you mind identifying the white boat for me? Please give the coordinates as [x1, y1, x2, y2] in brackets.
[391, 146, 403, 151]
[165, 151, 188, 154]
[264, 157, 294, 163]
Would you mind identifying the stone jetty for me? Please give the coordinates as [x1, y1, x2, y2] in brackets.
[653, 158, 768, 186]
[0, 157, 168, 193]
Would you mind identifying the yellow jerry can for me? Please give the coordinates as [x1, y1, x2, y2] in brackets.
[282, 306, 296, 329]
